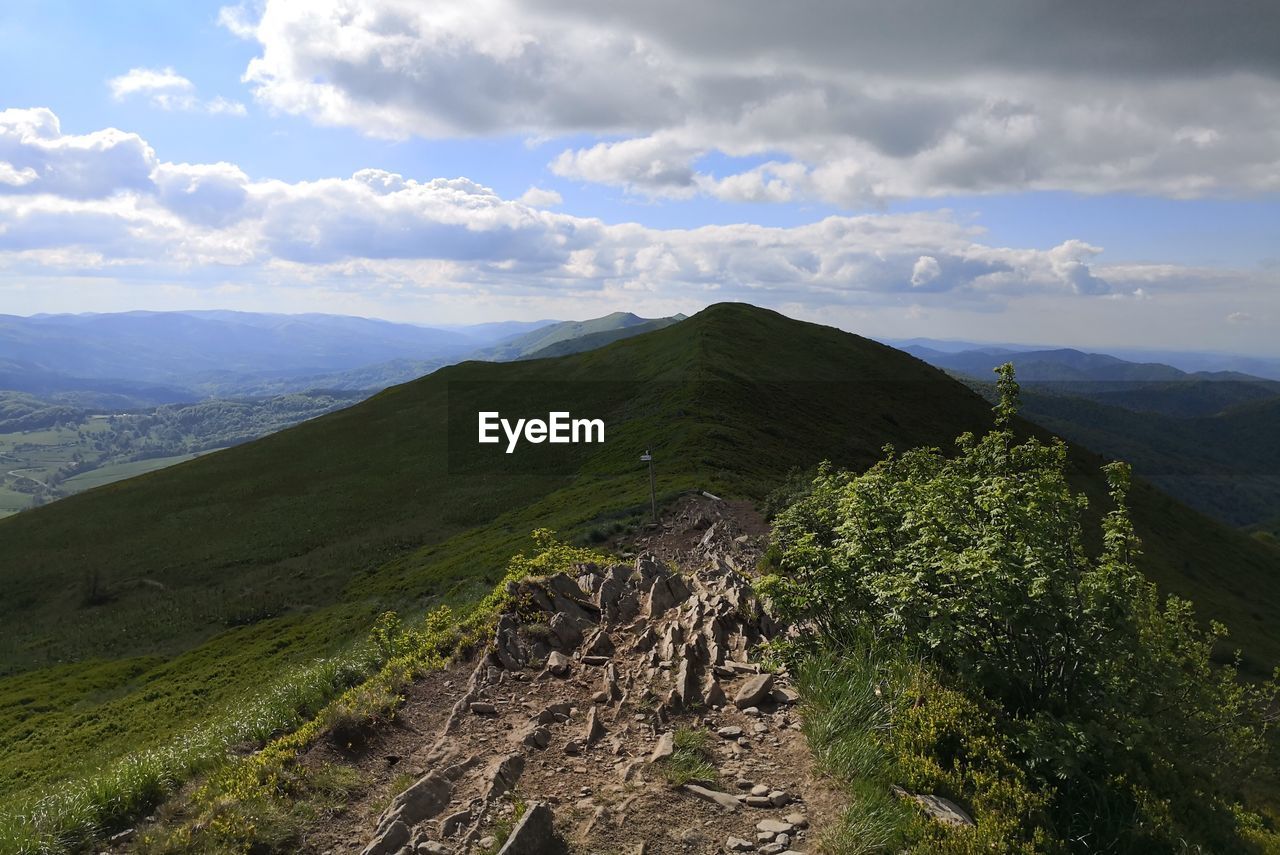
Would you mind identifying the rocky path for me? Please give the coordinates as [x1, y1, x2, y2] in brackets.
[304, 496, 845, 855]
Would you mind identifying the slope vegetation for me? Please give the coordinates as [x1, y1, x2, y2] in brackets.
[3, 303, 1278, 806]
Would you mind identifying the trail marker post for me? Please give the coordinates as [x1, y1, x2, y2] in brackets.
[640, 450, 657, 524]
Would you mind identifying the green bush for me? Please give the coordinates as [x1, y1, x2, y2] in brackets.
[764, 365, 1280, 852]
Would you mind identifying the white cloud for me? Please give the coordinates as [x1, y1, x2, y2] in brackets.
[0, 162, 38, 187]
[108, 67, 194, 100]
[219, 0, 1280, 204]
[2, 109, 1275, 353]
[107, 67, 247, 116]
[518, 186, 563, 207]
[910, 255, 941, 287]
[0, 108, 156, 199]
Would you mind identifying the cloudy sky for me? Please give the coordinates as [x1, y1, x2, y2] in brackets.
[0, 0, 1277, 353]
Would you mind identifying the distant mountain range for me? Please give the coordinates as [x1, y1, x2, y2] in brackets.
[0, 310, 687, 402]
[888, 336, 1280, 381]
[473, 312, 686, 361]
[902, 344, 1280, 417]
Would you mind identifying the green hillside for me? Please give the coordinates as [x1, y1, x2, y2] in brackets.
[520, 316, 685, 359]
[475, 311, 683, 360]
[1021, 390, 1280, 527]
[3, 303, 1279, 810]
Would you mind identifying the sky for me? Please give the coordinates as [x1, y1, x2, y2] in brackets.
[0, 1, 1277, 354]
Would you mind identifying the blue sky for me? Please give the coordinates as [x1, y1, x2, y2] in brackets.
[0, 1, 1277, 353]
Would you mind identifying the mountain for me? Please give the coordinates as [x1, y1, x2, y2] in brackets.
[0, 311, 477, 392]
[887, 337, 1280, 382]
[521, 315, 686, 359]
[1016, 389, 1280, 528]
[905, 344, 1280, 417]
[3, 303, 1279, 808]
[474, 311, 685, 360]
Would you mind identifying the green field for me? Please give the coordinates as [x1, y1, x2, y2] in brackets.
[2, 303, 1278, 819]
[59, 450, 214, 492]
[0, 392, 360, 518]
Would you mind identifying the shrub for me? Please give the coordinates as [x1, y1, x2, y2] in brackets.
[763, 365, 1280, 852]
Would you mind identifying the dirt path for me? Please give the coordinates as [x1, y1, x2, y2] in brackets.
[298, 495, 844, 854]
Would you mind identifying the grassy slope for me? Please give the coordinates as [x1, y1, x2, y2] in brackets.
[518, 316, 683, 359]
[3, 303, 1278, 800]
[476, 311, 672, 360]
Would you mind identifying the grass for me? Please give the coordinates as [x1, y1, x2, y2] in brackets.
[794, 648, 915, 854]
[3, 303, 1279, 844]
[660, 727, 719, 786]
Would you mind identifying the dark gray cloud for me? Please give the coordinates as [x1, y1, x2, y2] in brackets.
[529, 0, 1280, 78]
[220, 0, 1280, 203]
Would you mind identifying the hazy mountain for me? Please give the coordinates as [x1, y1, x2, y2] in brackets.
[905, 344, 1280, 417]
[0, 311, 477, 390]
[474, 312, 686, 361]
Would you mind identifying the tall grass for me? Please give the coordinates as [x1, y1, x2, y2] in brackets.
[794, 645, 915, 855]
[0, 651, 375, 855]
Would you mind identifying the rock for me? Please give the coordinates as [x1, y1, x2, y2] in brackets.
[602, 662, 622, 701]
[563, 739, 582, 755]
[784, 813, 809, 829]
[645, 575, 677, 617]
[746, 795, 773, 807]
[522, 726, 551, 749]
[545, 650, 572, 677]
[760, 844, 787, 855]
[756, 819, 795, 835]
[734, 673, 775, 709]
[584, 629, 616, 657]
[417, 843, 452, 855]
[496, 801, 557, 855]
[751, 784, 769, 796]
[681, 783, 742, 812]
[548, 612, 582, 649]
[583, 706, 607, 745]
[380, 772, 451, 828]
[650, 731, 675, 762]
[632, 625, 658, 652]
[892, 786, 975, 827]
[703, 676, 727, 708]
[717, 726, 744, 739]
[618, 759, 644, 782]
[361, 819, 411, 855]
[486, 754, 525, 800]
[438, 806, 472, 838]
[674, 657, 698, 709]
[771, 687, 800, 705]
[469, 701, 497, 715]
[769, 790, 792, 807]
[582, 655, 610, 666]
[726, 837, 755, 851]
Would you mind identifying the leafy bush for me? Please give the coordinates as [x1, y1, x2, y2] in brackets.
[763, 365, 1280, 852]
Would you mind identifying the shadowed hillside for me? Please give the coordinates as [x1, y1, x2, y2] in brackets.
[3, 302, 1278, 805]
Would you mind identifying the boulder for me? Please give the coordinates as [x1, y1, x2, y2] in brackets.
[650, 731, 675, 762]
[495, 801, 557, 855]
[734, 673, 774, 709]
[379, 772, 451, 828]
[545, 650, 572, 677]
[485, 754, 525, 800]
[360, 819, 410, 855]
[583, 706, 607, 745]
